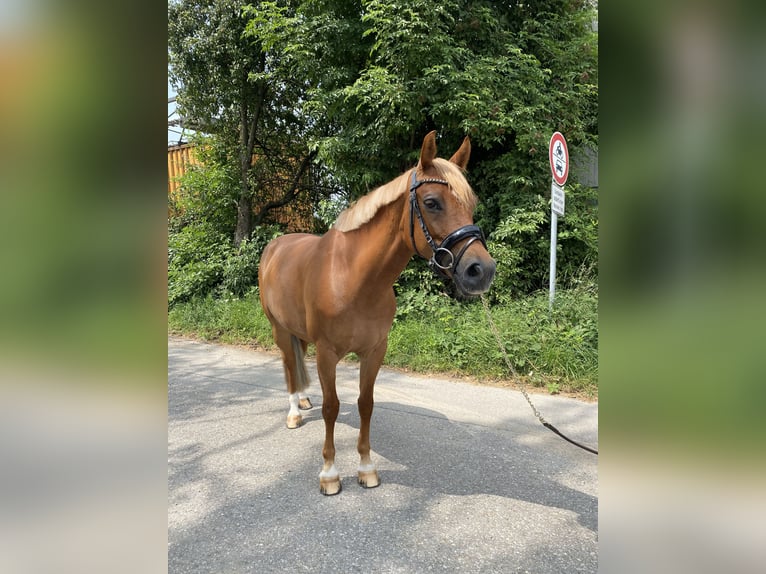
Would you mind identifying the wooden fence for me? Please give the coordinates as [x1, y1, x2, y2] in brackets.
[167, 143, 197, 198]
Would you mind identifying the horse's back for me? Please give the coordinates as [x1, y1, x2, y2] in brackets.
[260, 233, 319, 272]
[260, 231, 348, 298]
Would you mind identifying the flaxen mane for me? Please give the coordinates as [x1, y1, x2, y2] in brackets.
[334, 158, 477, 232]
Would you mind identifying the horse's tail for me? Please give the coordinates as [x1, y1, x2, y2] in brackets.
[290, 335, 310, 392]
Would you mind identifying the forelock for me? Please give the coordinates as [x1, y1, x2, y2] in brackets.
[430, 158, 477, 211]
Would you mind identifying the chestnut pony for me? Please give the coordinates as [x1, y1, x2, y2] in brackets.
[258, 131, 495, 495]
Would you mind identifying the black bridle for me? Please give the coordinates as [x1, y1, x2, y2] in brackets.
[408, 169, 487, 279]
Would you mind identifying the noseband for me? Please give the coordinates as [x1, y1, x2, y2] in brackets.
[409, 169, 487, 279]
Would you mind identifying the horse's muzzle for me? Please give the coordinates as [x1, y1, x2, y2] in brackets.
[453, 253, 496, 296]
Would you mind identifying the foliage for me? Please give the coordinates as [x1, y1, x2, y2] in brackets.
[486, 182, 598, 301]
[168, 133, 285, 304]
[314, 193, 350, 231]
[219, 226, 282, 297]
[273, 0, 598, 207]
[386, 286, 598, 396]
[168, 290, 274, 345]
[168, 148, 283, 305]
[168, 0, 257, 136]
[168, 220, 281, 307]
[168, 135, 240, 236]
[168, 223, 231, 307]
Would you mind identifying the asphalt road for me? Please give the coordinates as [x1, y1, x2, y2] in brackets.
[168, 336, 598, 573]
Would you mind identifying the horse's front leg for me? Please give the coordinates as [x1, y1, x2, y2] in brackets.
[356, 339, 387, 489]
[316, 344, 341, 495]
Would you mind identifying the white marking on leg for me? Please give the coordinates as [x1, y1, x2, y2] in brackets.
[288, 393, 301, 417]
[319, 464, 339, 480]
[358, 462, 377, 473]
[299, 392, 309, 400]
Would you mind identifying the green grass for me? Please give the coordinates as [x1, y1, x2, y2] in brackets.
[386, 289, 598, 398]
[168, 291, 273, 346]
[168, 287, 598, 399]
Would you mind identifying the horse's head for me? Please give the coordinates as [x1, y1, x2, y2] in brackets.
[405, 131, 496, 296]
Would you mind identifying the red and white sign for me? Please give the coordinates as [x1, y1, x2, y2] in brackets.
[549, 132, 569, 187]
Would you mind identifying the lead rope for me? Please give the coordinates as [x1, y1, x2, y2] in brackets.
[480, 295, 598, 455]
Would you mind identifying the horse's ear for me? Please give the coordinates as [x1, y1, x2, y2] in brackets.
[418, 130, 438, 170]
[449, 136, 471, 170]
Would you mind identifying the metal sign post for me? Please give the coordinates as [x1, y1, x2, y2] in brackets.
[548, 132, 568, 309]
[549, 211, 558, 309]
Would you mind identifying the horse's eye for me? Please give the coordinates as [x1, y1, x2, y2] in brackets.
[423, 198, 441, 211]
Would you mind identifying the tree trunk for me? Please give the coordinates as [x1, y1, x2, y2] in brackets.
[233, 66, 266, 247]
[234, 185, 253, 247]
[234, 141, 254, 247]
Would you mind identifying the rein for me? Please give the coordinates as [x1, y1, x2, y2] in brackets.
[408, 170, 486, 278]
[480, 295, 599, 455]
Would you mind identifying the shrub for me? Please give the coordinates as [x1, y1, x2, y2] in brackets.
[486, 183, 598, 303]
[219, 225, 282, 297]
[386, 286, 598, 395]
[168, 223, 231, 307]
[168, 136, 239, 236]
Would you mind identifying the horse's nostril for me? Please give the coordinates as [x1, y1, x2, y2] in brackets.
[467, 263, 483, 278]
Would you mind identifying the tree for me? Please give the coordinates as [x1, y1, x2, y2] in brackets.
[168, 0, 323, 245]
[266, 0, 596, 200]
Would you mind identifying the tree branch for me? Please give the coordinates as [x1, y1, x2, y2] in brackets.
[253, 149, 317, 225]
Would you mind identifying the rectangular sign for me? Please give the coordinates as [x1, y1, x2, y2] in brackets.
[551, 181, 565, 216]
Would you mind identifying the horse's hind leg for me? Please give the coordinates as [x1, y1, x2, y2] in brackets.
[299, 393, 312, 410]
[356, 339, 387, 489]
[272, 328, 311, 429]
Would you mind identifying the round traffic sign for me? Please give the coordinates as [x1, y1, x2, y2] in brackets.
[549, 132, 569, 187]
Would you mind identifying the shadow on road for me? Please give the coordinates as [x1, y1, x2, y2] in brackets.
[337, 401, 597, 533]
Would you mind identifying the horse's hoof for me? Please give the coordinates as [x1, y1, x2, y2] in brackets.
[299, 397, 313, 410]
[319, 477, 342, 496]
[358, 469, 380, 489]
[286, 414, 302, 429]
